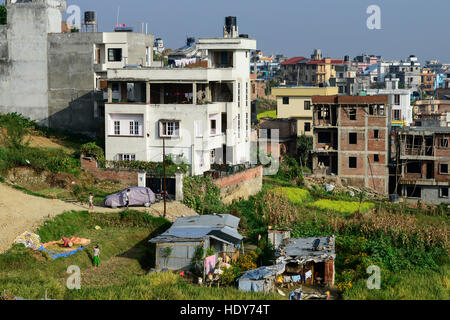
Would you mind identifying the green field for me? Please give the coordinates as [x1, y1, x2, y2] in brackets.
[0, 210, 281, 300]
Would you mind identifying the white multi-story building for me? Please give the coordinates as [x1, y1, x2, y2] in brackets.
[367, 78, 413, 127]
[104, 20, 256, 176]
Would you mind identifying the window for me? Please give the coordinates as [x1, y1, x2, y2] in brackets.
[118, 154, 136, 161]
[440, 163, 448, 174]
[129, 121, 139, 136]
[406, 186, 421, 198]
[304, 101, 311, 110]
[318, 132, 331, 143]
[374, 154, 379, 162]
[393, 110, 401, 121]
[246, 82, 249, 107]
[374, 130, 379, 139]
[238, 83, 241, 108]
[283, 97, 289, 105]
[407, 162, 421, 174]
[440, 138, 449, 148]
[210, 119, 217, 135]
[394, 94, 400, 105]
[304, 122, 311, 132]
[349, 109, 356, 120]
[159, 120, 180, 138]
[114, 121, 120, 135]
[349, 133, 357, 144]
[246, 113, 249, 137]
[440, 187, 449, 198]
[108, 48, 122, 62]
[238, 114, 241, 138]
[349, 157, 357, 168]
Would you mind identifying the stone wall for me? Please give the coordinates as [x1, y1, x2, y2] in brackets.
[214, 166, 263, 204]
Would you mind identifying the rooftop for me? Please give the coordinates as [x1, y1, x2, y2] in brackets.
[276, 236, 336, 264]
[149, 214, 243, 245]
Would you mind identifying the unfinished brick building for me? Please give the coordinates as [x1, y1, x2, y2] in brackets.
[394, 127, 449, 204]
[311, 95, 390, 194]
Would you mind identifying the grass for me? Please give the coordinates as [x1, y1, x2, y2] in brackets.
[0, 210, 283, 300]
[342, 265, 449, 300]
[65, 272, 283, 300]
[308, 199, 375, 215]
[275, 187, 312, 205]
[257, 110, 277, 120]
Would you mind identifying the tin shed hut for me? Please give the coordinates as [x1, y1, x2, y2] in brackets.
[149, 214, 243, 271]
[276, 236, 336, 286]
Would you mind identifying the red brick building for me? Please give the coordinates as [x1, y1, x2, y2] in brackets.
[394, 127, 449, 204]
[311, 95, 390, 194]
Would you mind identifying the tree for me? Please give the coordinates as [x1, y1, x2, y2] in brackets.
[297, 135, 313, 169]
[0, 113, 34, 150]
[0, 5, 6, 25]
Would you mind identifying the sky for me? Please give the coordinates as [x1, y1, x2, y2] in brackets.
[3, 0, 450, 63]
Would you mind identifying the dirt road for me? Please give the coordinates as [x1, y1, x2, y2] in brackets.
[0, 183, 197, 254]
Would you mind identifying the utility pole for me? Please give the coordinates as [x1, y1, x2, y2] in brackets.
[163, 137, 167, 218]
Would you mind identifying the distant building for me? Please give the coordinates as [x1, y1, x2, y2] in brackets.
[311, 95, 390, 195]
[258, 118, 297, 158]
[366, 78, 412, 128]
[272, 86, 338, 137]
[378, 55, 422, 92]
[421, 68, 436, 94]
[394, 127, 449, 204]
[413, 100, 450, 127]
[280, 49, 344, 86]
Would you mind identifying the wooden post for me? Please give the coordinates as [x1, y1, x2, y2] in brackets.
[163, 137, 167, 218]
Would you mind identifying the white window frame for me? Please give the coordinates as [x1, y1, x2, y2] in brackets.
[118, 154, 136, 161]
[129, 121, 140, 136]
[114, 121, 120, 135]
[159, 120, 180, 138]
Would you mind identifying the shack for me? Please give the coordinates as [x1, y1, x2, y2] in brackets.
[149, 214, 243, 271]
[276, 236, 336, 286]
[238, 264, 286, 293]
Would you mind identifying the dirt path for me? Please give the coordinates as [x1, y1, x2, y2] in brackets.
[0, 183, 197, 254]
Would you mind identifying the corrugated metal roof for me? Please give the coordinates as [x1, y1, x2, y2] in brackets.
[276, 236, 336, 264]
[149, 214, 243, 244]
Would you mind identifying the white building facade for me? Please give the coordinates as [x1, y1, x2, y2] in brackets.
[367, 78, 413, 127]
[104, 34, 256, 176]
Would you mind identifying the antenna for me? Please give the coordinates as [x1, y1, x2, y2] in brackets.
[116, 6, 120, 27]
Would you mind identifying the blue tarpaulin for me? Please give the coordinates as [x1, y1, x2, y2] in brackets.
[38, 246, 86, 260]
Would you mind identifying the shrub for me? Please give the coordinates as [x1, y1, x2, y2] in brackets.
[183, 176, 226, 215]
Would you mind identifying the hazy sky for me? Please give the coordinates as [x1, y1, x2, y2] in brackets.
[3, 0, 450, 62]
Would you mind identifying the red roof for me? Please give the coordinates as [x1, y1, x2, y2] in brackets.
[331, 59, 345, 65]
[280, 57, 307, 65]
[306, 60, 325, 65]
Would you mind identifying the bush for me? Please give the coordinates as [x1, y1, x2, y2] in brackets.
[183, 176, 226, 215]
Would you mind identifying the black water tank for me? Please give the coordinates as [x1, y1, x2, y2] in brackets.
[186, 37, 195, 46]
[225, 16, 237, 29]
[344, 55, 350, 62]
[84, 11, 96, 24]
[239, 34, 248, 38]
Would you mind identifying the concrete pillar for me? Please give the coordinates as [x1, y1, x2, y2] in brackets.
[192, 83, 197, 105]
[160, 85, 164, 104]
[146, 82, 151, 104]
[108, 82, 113, 103]
[175, 171, 184, 201]
[206, 83, 212, 102]
[138, 172, 146, 187]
